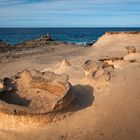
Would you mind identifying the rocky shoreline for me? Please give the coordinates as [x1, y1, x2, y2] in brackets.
[0, 32, 140, 140]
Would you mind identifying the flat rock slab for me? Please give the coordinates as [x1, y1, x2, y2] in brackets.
[0, 70, 75, 115]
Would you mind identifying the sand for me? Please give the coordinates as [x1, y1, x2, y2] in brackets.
[0, 32, 140, 140]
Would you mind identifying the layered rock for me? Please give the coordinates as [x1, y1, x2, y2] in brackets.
[0, 70, 75, 115]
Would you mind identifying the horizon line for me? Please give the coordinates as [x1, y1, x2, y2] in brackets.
[0, 27, 140, 28]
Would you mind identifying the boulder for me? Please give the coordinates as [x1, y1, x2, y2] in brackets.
[0, 70, 75, 115]
[82, 60, 111, 82]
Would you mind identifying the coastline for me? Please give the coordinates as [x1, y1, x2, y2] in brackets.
[1, 27, 140, 45]
[0, 31, 140, 140]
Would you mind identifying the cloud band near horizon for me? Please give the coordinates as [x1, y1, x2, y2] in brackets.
[0, 0, 140, 27]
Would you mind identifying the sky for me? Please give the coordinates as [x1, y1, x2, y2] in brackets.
[0, 0, 140, 27]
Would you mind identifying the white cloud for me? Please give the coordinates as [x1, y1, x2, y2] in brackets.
[0, 0, 139, 27]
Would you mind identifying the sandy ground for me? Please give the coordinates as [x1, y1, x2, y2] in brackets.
[0, 32, 140, 140]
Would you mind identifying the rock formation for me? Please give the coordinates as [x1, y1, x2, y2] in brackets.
[92, 32, 140, 57]
[98, 56, 124, 69]
[41, 33, 53, 41]
[56, 59, 73, 73]
[0, 70, 75, 115]
[82, 60, 111, 83]
[124, 46, 140, 62]
[60, 59, 71, 69]
[126, 46, 136, 54]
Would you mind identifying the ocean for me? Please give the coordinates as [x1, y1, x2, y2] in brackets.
[0, 28, 140, 45]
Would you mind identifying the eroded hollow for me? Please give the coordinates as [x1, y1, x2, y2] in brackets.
[0, 77, 30, 107]
[0, 70, 75, 115]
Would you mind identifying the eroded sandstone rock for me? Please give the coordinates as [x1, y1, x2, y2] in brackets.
[124, 53, 140, 62]
[126, 46, 136, 54]
[98, 56, 124, 69]
[61, 59, 72, 67]
[0, 70, 75, 115]
[82, 60, 111, 82]
[124, 46, 140, 62]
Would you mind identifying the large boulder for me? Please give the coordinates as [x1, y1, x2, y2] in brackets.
[0, 70, 75, 115]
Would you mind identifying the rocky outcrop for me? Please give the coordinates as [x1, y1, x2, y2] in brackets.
[41, 33, 53, 41]
[92, 32, 140, 57]
[82, 60, 111, 83]
[60, 59, 72, 67]
[97, 46, 140, 70]
[124, 46, 140, 62]
[14, 33, 54, 48]
[55, 59, 73, 74]
[126, 46, 136, 54]
[0, 70, 75, 115]
[98, 56, 124, 69]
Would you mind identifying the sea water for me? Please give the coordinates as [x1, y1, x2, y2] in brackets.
[0, 27, 140, 45]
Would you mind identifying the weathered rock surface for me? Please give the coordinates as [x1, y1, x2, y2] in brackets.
[0, 33, 55, 54]
[124, 53, 140, 62]
[14, 33, 54, 49]
[98, 46, 140, 69]
[92, 32, 140, 57]
[0, 70, 75, 115]
[126, 46, 136, 54]
[82, 60, 111, 82]
[98, 56, 125, 69]
[124, 46, 140, 62]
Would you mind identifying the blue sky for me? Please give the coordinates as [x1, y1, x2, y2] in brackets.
[0, 0, 140, 27]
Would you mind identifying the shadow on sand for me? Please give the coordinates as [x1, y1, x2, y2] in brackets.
[0, 77, 30, 107]
[70, 84, 95, 112]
